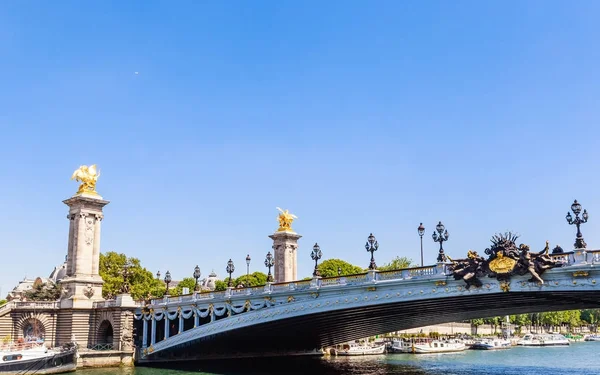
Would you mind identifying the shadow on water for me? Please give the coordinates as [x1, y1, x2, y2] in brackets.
[134, 356, 428, 375]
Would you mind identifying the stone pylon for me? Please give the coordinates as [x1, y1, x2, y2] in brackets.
[59, 192, 109, 309]
[269, 231, 301, 283]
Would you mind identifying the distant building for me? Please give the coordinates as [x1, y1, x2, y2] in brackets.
[200, 270, 219, 291]
[6, 260, 67, 301]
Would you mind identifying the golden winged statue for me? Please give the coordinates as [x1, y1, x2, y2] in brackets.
[276, 207, 297, 232]
[71, 164, 100, 195]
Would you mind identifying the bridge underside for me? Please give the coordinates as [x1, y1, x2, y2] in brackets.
[146, 290, 600, 362]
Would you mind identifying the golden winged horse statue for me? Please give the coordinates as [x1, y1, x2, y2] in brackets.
[71, 164, 100, 195]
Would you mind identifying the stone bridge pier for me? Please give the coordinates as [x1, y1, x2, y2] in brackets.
[0, 176, 139, 368]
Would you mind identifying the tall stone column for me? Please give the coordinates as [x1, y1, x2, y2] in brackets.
[60, 192, 109, 309]
[269, 231, 301, 283]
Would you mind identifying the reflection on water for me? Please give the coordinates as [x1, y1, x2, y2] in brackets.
[77, 343, 600, 375]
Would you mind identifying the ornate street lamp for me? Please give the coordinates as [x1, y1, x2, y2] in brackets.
[163, 270, 172, 295]
[156, 270, 161, 280]
[264, 251, 274, 282]
[566, 199, 589, 249]
[365, 233, 379, 270]
[245, 254, 251, 288]
[432, 221, 449, 262]
[311, 243, 322, 277]
[226, 259, 235, 288]
[193, 265, 201, 292]
[120, 263, 131, 294]
[418, 222, 425, 267]
[338, 266, 342, 276]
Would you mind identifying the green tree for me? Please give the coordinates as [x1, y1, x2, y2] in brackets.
[0, 300, 6, 306]
[99, 251, 164, 300]
[581, 309, 600, 325]
[23, 279, 61, 301]
[378, 256, 413, 271]
[317, 259, 365, 278]
[214, 280, 228, 291]
[470, 318, 485, 335]
[174, 277, 197, 295]
[234, 272, 268, 287]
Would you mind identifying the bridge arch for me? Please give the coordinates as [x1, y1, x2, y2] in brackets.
[97, 320, 114, 345]
[14, 313, 50, 342]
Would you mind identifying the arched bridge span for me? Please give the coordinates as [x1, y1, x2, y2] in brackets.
[135, 250, 600, 362]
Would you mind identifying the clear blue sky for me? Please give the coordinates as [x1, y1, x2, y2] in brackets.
[1, 1, 600, 295]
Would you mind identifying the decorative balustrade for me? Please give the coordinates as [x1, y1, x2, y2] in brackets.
[319, 277, 342, 286]
[587, 250, 600, 264]
[144, 252, 596, 308]
[93, 300, 116, 308]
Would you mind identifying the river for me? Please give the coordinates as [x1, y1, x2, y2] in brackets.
[77, 342, 600, 375]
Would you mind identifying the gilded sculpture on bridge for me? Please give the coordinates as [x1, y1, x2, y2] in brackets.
[276, 207, 297, 232]
[71, 164, 100, 195]
[449, 232, 561, 289]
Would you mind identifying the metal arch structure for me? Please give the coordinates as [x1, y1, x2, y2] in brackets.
[135, 249, 600, 362]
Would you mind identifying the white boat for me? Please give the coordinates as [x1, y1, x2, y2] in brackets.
[584, 334, 600, 342]
[390, 338, 466, 354]
[336, 342, 386, 356]
[0, 342, 77, 374]
[470, 338, 511, 350]
[517, 333, 570, 346]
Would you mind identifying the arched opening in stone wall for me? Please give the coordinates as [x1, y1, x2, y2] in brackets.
[22, 318, 45, 342]
[97, 320, 114, 345]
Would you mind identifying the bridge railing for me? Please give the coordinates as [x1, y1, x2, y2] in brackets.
[549, 251, 574, 264]
[587, 249, 600, 264]
[11, 301, 59, 309]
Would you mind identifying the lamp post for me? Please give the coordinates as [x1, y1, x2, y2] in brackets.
[120, 263, 131, 294]
[245, 254, 251, 288]
[338, 266, 342, 276]
[193, 265, 201, 292]
[432, 221, 449, 262]
[226, 259, 235, 288]
[418, 222, 425, 267]
[365, 233, 379, 270]
[264, 251, 274, 282]
[311, 243, 322, 277]
[566, 199, 589, 249]
[156, 270, 161, 280]
[163, 270, 171, 296]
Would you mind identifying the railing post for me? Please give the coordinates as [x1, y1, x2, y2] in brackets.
[164, 314, 170, 339]
[436, 262, 446, 275]
[573, 249, 587, 264]
[225, 287, 233, 298]
[194, 311, 199, 328]
[178, 312, 184, 334]
[310, 276, 321, 289]
[150, 317, 156, 346]
[366, 270, 378, 283]
[142, 319, 148, 349]
[264, 282, 273, 294]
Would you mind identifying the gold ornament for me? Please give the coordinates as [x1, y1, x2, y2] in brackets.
[276, 207, 297, 232]
[71, 164, 100, 195]
[488, 252, 517, 274]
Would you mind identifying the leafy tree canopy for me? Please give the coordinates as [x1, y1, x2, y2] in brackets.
[0, 299, 6, 306]
[234, 272, 268, 288]
[99, 251, 165, 300]
[378, 256, 413, 271]
[318, 259, 365, 278]
[23, 281, 60, 301]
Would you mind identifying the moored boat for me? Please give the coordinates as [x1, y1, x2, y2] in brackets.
[0, 342, 77, 374]
[336, 342, 386, 356]
[390, 338, 466, 354]
[470, 338, 511, 350]
[517, 333, 570, 346]
[584, 334, 600, 341]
